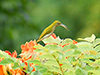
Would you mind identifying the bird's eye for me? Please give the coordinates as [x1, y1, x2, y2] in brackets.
[57, 22, 60, 25]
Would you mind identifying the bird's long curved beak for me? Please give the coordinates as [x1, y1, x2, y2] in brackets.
[60, 24, 69, 31]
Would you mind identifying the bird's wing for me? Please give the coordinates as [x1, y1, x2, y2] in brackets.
[38, 26, 52, 40]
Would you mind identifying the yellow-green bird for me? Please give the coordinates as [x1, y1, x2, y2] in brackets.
[37, 20, 69, 42]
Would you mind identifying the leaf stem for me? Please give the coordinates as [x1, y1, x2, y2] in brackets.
[52, 54, 64, 75]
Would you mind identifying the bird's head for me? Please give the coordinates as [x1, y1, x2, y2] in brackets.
[53, 20, 69, 31]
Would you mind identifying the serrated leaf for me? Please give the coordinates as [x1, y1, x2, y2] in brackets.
[77, 34, 96, 43]
[62, 38, 73, 45]
[26, 60, 41, 65]
[43, 36, 62, 44]
[76, 42, 93, 52]
[93, 38, 100, 47]
[45, 44, 62, 51]
[0, 58, 14, 65]
[62, 44, 77, 51]
[40, 54, 54, 59]
[44, 59, 59, 67]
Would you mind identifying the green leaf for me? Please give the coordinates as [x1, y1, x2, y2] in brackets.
[26, 60, 41, 65]
[75, 67, 87, 75]
[81, 59, 93, 64]
[25, 63, 33, 73]
[73, 50, 81, 56]
[35, 66, 47, 73]
[0, 50, 11, 58]
[34, 44, 46, 52]
[62, 38, 73, 45]
[62, 44, 77, 51]
[93, 38, 100, 47]
[61, 63, 73, 70]
[84, 65, 94, 71]
[94, 59, 100, 64]
[77, 34, 96, 43]
[89, 63, 100, 67]
[84, 54, 96, 59]
[57, 51, 64, 60]
[34, 70, 42, 75]
[76, 42, 93, 52]
[45, 44, 62, 51]
[96, 53, 100, 58]
[12, 62, 20, 69]
[94, 45, 100, 52]
[0, 58, 14, 65]
[40, 54, 54, 59]
[43, 72, 51, 75]
[64, 71, 75, 75]
[88, 70, 100, 75]
[43, 36, 62, 44]
[65, 50, 74, 57]
[20, 63, 25, 69]
[48, 67, 62, 74]
[67, 57, 76, 63]
[44, 59, 59, 67]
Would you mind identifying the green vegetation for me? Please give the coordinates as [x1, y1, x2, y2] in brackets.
[0, 34, 100, 75]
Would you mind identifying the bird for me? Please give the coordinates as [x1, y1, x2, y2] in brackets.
[37, 20, 69, 42]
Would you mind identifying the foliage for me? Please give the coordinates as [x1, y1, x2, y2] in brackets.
[0, 34, 100, 75]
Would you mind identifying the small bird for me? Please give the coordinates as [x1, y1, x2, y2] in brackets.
[37, 20, 69, 42]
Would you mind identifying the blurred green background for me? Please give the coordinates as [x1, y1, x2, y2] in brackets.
[0, 0, 100, 54]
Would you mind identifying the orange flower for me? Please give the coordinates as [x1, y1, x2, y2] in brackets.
[0, 65, 4, 75]
[20, 40, 37, 61]
[51, 33, 57, 39]
[21, 40, 37, 53]
[59, 64, 63, 66]
[62, 43, 70, 48]
[20, 40, 38, 72]
[72, 40, 78, 44]
[10, 68, 25, 75]
[5, 50, 17, 58]
[65, 57, 68, 59]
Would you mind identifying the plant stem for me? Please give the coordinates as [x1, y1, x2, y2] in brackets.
[52, 54, 64, 75]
